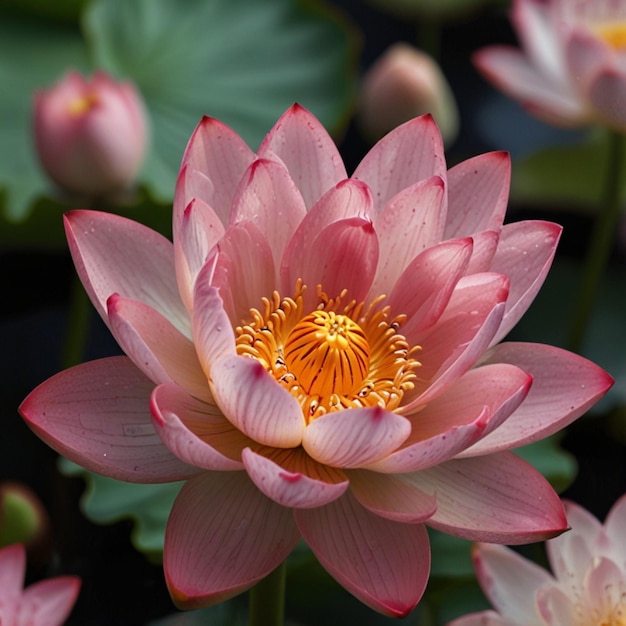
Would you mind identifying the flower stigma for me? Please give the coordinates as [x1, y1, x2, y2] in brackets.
[236, 280, 421, 423]
[594, 21, 626, 50]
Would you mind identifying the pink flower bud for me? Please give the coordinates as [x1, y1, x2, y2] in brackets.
[358, 43, 459, 145]
[33, 70, 148, 198]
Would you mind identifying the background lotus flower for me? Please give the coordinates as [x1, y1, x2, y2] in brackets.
[33, 70, 148, 198]
[0, 543, 80, 626]
[358, 43, 459, 145]
[20, 104, 612, 617]
[474, 0, 626, 131]
[448, 494, 626, 625]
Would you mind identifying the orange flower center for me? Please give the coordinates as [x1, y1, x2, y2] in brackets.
[68, 93, 99, 116]
[595, 21, 626, 50]
[235, 281, 421, 423]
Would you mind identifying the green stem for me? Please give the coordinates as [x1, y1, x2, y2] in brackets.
[248, 561, 286, 626]
[567, 130, 624, 353]
[61, 271, 91, 369]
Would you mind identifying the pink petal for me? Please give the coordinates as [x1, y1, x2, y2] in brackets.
[405, 273, 509, 407]
[564, 29, 610, 89]
[447, 611, 507, 625]
[411, 452, 567, 543]
[107, 294, 211, 402]
[151, 383, 249, 471]
[22, 577, 81, 626]
[0, 544, 25, 599]
[489, 220, 561, 345]
[348, 470, 437, 523]
[587, 66, 626, 131]
[603, 494, 626, 564]
[444, 152, 510, 239]
[464, 342, 614, 455]
[295, 492, 430, 617]
[285, 216, 379, 309]
[242, 447, 349, 508]
[210, 220, 276, 324]
[190, 262, 237, 377]
[302, 407, 410, 468]
[19, 357, 197, 482]
[536, 584, 578, 625]
[371, 363, 531, 473]
[584, 557, 624, 612]
[165, 471, 300, 609]
[388, 237, 473, 339]
[210, 355, 306, 447]
[64, 210, 190, 336]
[471, 542, 553, 620]
[473, 46, 588, 125]
[257, 103, 347, 210]
[370, 175, 447, 296]
[174, 191, 225, 311]
[465, 229, 500, 274]
[352, 114, 446, 214]
[177, 115, 255, 224]
[229, 158, 307, 269]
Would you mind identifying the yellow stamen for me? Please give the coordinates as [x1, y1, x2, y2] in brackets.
[235, 281, 421, 423]
[595, 21, 626, 50]
[68, 93, 99, 116]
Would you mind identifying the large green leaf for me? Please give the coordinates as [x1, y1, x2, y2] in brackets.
[0, 14, 89, 221]
[84, 0, 358, 202]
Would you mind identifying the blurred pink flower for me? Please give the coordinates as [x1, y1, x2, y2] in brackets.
[20, 105, 612, 617]
[448, 494, 626, 625]
[33, 70, 148, 197]
[474, 0, 626, 131]
[0, 543, 80, 626]
[358, 43, 459, 144]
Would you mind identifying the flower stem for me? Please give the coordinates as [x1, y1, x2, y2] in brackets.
[567, 130, 624, 353]
[248, 561, 286, 626]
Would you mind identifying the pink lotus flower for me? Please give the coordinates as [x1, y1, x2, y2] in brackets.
[33, 70, 148, 197]
[20, 105, 612, 617]
[0, 543, 80, 625]
[448, 494, 626, 625]
[474, 0, 626, 131]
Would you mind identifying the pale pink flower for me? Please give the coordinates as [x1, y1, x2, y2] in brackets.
[474, 0, 626, 131]
[0, 543, 80, 626]
[20, 105, 612, 617]
[33, 70, 148, 197]
[359, 43, 459, 144]
[448, 494, 626, 625]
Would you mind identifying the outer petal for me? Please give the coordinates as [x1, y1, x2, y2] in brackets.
[107, 294, 211, 402]
[22, 577, 81, 626]
[463, 343, 614, 455]
[471, 542, 554, 621]
[257, 103, 347, 210]
[210, 355, 306, 448]
[489, 221, 561, 345]
[410, 452, 568, 543]
[352, 114, 446, 213]
[348, 470, 437, 523]
[0, 543, 25, 599]
[177, 115, 255, 225]
[64, 210, 190, 337]
[19, 357, 197, 482]
[165, 471, 300, 609]
[151, 383, 249, 471]
[229, 158, 307, 269]
[242, 447, 349, 508]
[302, 406, 411, 468]
[444, 151, 510, 239]
[295, 491, 430, 617]
[370, 175, 447, 296]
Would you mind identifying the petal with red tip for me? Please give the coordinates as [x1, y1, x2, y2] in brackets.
[0, 543, 25, 598]
[353, 114, 446, 213]
[151, 383, 250, 471]
[23, 576, 81, 626]
[412, 452, 567, 543]
[164, 471, 300, 609]
[242, 447, 349, 508]
[257, 103, 347, 209]
[295, 491, 430, 617]
[19, 357, 197, 482]
[211, 355, 305, 448]
[302, 407, 410, 468]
